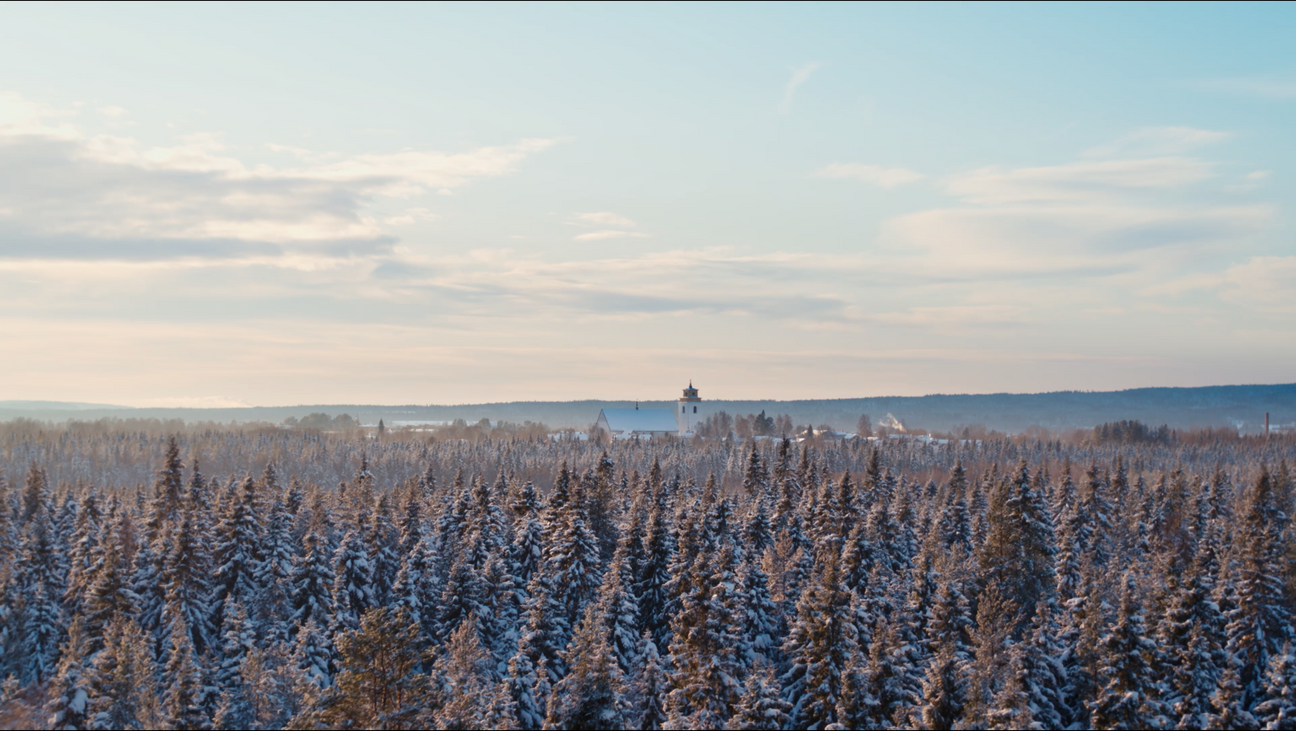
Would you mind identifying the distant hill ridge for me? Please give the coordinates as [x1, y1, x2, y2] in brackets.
[0, 400, 135, 411]
[2, 383, 1294, 434]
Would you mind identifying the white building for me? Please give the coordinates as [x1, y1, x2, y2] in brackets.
[677, 381, 702, 435]
[594, 383, 705, 438]
[594, 405, 681, 439]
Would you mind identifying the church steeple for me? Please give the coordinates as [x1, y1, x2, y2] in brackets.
[677, 382, 701, 435]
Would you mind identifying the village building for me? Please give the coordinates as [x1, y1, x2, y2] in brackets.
[594, 383, 704, 438]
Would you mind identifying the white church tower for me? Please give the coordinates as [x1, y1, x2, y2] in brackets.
[677, 381, 702, 435]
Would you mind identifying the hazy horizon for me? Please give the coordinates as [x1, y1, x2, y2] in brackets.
[6, 378, 1296, 412]
[3, 4, 1294, 408]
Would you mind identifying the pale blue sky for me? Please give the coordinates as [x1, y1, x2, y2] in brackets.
[1, 2, 1293, 407]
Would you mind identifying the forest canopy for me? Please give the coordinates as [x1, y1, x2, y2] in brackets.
[0, 423, 1293, 729]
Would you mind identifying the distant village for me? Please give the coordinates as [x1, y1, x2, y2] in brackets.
[321, 383, 971, 446]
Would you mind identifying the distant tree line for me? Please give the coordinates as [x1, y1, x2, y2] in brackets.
[281, 414, 361, 432]
[1093, 420, 1174, 445]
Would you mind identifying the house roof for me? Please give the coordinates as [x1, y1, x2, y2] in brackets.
[598, 408, 679, 434]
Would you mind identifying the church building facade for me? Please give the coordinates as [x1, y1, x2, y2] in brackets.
[593, 383, 704, 438]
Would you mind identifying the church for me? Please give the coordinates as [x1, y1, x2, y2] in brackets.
[593, 383, 704, 438]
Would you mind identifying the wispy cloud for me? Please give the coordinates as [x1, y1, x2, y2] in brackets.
[573, 230, 650, 241]
[946, 157, 1214, 205]
[1219, 256, 1296, 312]
[1084, 126, 1231, 157]
[868, 305, 1029, 327]
[0, 92, 557, 252]
[1199, 77, 1296, 100]
[568, 211, 645, 241]
[779, 62, 822, 113]
[569, 212, 637, 228]
[885, 203, 1269, 276]
[817, 163, 923, 188]
[879, 139, 1269, 279]
[384, 208, 439, 226]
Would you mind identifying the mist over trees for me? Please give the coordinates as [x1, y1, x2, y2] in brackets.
[0, 421, 1293, 729]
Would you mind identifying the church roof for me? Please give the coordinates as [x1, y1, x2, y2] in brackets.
[598, 408, 679, 434]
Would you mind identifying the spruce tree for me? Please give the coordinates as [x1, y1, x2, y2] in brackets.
[161, 506, 213, 656]
[160, 615, 210, 730]
[986, 605, 1066, 731]
[1055, 500, 1086, 604]
[979, 460, 1056, 621]
[726, 658, 791, 731]
[437, 555, 486, 645]
[840, 521, 875, 595]
[391, 536, 442, 642]
[1089, 573, 1156, 730]
[865, 611, 923, 728]
[962, 579, 1017, 727]
[486, 678, 523, 731]
[432, 618, 493, 729]
[1024, 601, 1068, 729]
[22, 463, 50, 523]
[292, 617, 333, 689]
[597, 542, 641, 677]
[47, 618, 92, 731]
[781, 550, 858, 730]
[636, 505, 673, 649]
[480, 548, 521, 669]
[87, 618, 160, 730]
[742, 498, 774, 561]
[1079, 463, 1114, 567]
[146, 437, 186, 544]
[237, 643, 316, 730]
[1227, 468, 1291, 710]
[739, 556, 781, 668]
[986, 640, 1036, 730]
[742, 447, 768, 497]
[1256, 644, 1296, 730]
[510, 484, 546, 592]
[82, 518, 140, 655]
[630, 632, 668, 731]
[1060, 555, 1109, 728]
[289, 527, 334, 631]
[131, 538, 166, 637]
[502, 647, 544, 730]
[397, 482, 425, 557]
[304, 607, 432, 730]
[366, 492, 401, 606]
[919, 634, 965, 731]
[211, 476, 264, 632]
[20, 578, 63, 685]
[63, 492, 102, 618]
[253, 489, 295, 645]
[330, 527, 373, 634]
[545, 604, 626, 730]
[919, 576, 972, 730]
[1163, 533, 1226, 729]
[213, 601, 255, 730]
[517, 573, 569, 683]
[1209, 662, 1260, 730]
[665, 542, 745, 728]
[546, 493, 602, 632]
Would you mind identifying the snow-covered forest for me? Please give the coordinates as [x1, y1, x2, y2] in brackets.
[2, 424, 1295, 729]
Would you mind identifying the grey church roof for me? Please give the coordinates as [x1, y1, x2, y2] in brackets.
[598, 408, 679, 434]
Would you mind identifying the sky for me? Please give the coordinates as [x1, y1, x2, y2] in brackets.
[1, 2, 1294, 408]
